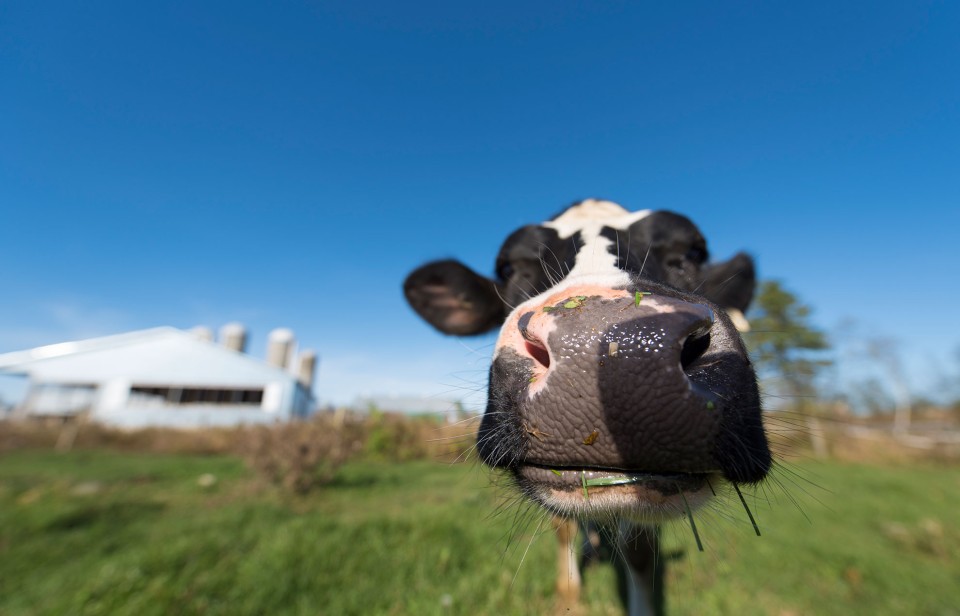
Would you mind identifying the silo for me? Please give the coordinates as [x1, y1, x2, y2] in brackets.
[296, 349, 318, 388]
[219, 322, 248, 353]
[189, 326, 214, 342]
[266, 328, 295, 369]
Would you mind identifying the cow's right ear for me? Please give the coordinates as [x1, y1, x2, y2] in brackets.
[698, 252, 756, 313]
[698, 252, 756, 332]
[403, 259, 506, 336]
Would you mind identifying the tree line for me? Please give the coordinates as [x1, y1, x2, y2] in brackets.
[746, 280, 959, 428]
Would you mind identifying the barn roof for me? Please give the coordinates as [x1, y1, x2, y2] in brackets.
[0, 327, 299, 386]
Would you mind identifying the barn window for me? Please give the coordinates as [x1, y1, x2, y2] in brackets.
[128, 386, 265, 407]
[21, 383, 98, 417]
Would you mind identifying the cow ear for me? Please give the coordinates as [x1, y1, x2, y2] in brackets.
[403, 259, 506, 336]
[698, 252, 756, 319]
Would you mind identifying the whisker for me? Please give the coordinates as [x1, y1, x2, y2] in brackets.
[638, 244, 653, 279]
[693, 267, 744, 296]
[492, 283, 518, 311]
[536, 241, 568, 282]
[733, 483, 762, 536]
[510, 508, 549, 589]
[679, 488, 704, 552]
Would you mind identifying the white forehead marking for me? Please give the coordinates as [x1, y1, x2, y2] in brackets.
[543, 199, 652, 286]
[494, 199, 653, 362]
[544, 199, 651, 239]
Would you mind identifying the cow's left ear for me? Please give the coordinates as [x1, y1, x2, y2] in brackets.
[403, 259, 506, 336]
[698, 252, 756, 329]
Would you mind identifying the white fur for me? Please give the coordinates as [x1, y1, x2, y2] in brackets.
[497, 200, 652, 339]
[541, 199, 651, 293]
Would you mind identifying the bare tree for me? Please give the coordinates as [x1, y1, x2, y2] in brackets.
[865, 337, 913, 434]
[947, 346, 960, 422]
[849, 377, 895, 416]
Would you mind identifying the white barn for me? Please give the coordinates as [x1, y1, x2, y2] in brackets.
[0, 325, 316, 428]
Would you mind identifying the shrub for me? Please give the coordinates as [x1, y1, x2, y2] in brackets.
[0, 410, 482, 494]
[0, 418, 240, 455]
[237, 413, 366, 494]
[361, 411, 479, 463]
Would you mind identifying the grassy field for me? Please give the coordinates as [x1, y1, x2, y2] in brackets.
[0, 450, 957, 616]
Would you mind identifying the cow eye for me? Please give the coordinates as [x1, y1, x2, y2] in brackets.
[685, 247, 707, 264]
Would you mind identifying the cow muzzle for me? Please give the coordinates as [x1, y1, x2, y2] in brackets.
[477, 284, 770, 518]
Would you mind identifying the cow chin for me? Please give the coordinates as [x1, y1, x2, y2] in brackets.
[514, 465, 717, 522]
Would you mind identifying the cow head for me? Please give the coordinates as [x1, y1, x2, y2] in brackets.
[404, 200, 770, 521]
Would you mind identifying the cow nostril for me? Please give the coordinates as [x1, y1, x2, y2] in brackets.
[525, 341, 551, 369]
[518, 311, 551, 369]
[680, 328, 711, 370]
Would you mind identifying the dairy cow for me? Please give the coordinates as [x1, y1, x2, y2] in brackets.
[404, 199, 771, 616]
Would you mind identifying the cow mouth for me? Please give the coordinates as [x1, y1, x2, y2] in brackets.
[516, 464, 713, 520]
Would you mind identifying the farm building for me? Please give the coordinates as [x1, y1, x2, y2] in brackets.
[0, 325, 317, 428]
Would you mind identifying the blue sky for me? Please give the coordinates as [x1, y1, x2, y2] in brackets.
[1, 1, 957, 409]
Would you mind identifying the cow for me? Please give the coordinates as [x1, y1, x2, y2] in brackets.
[403, 199, 771, 616]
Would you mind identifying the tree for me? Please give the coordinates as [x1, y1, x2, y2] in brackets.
[746, 280, 832, 456]
[748, 280, 831, 398]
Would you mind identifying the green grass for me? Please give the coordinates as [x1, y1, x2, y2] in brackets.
[0, 450, 957, 616]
